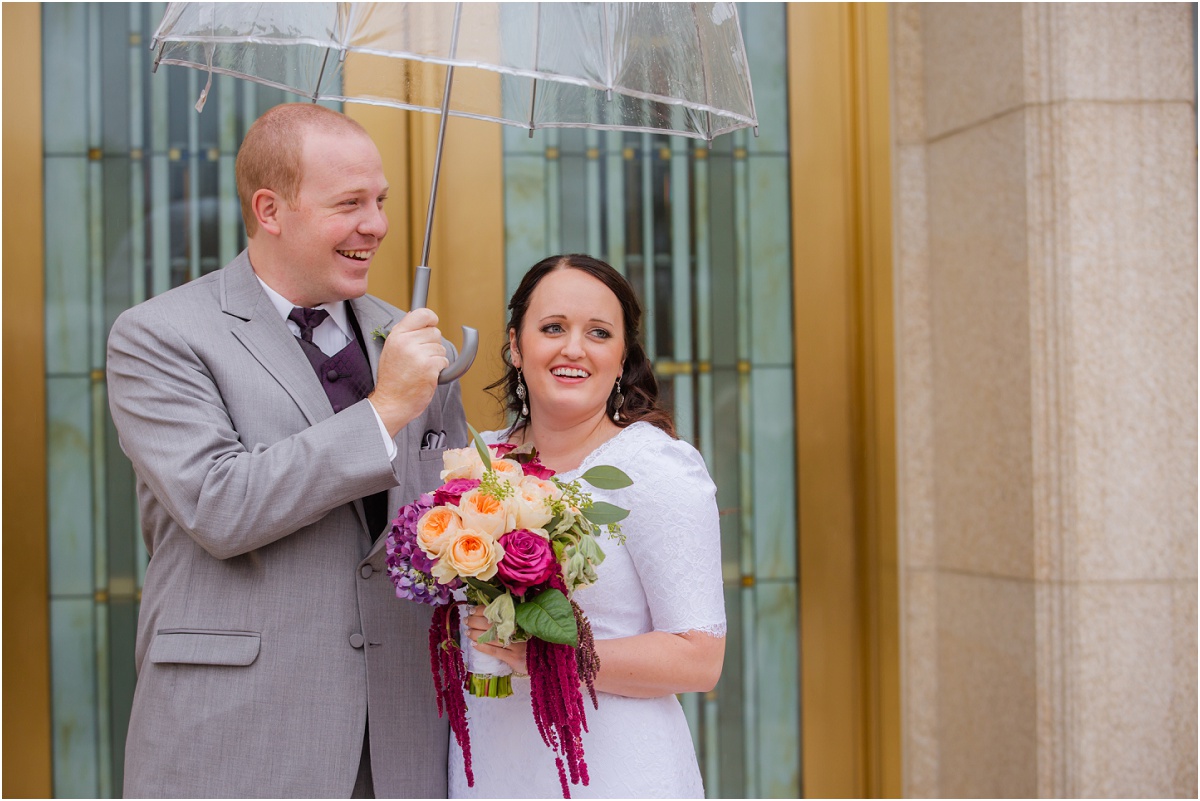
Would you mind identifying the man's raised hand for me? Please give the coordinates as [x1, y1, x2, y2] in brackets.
[368, 308, 451, 436]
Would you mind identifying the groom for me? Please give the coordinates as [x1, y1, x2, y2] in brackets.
[108, 103, 467, 797]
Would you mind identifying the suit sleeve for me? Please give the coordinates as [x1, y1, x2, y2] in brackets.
[107, 303, 408, 560]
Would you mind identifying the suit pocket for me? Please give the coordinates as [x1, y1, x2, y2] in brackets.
[417, 447, 447, 462]
[149, 629, 261, 666]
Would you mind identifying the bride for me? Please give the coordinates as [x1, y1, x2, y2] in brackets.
[449, 254, 726, 798]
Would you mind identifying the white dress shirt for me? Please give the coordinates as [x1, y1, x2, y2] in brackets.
[256, 277, 396, 459]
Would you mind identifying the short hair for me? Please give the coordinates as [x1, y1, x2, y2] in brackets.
[235, 103, 369, 236]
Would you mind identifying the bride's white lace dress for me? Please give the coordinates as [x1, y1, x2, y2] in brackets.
[448, 421, 726, 799]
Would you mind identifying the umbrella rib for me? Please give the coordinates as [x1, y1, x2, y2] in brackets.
[730, 4, 760, 136]
[528, 3, 540, 137]
[602, 4, 613, 101]
[313, 47, 332, 102]
[691, 2, 714, 144]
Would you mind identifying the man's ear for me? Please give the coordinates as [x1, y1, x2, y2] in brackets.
[252, 188, 283, 236]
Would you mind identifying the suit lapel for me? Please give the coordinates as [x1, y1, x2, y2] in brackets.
[222, 253, 334, 428]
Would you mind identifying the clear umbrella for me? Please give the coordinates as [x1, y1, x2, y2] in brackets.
[151, 2, 759, 381]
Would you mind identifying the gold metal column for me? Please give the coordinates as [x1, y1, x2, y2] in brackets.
[3, 3, 53, 797]
[789, 4, 899, 797]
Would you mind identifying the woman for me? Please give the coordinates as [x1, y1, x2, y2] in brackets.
[450, 254, 726, 798]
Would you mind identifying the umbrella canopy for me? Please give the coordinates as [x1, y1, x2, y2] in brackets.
[151, 2, 759, 382]
[152, 2, 758, 142]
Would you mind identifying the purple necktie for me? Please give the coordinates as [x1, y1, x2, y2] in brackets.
[288, 306, 330, 343]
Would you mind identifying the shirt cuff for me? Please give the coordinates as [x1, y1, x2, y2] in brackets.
[369, 402, 398, 460]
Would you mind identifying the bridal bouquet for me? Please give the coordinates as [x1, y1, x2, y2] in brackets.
[385, 427, 631, 798]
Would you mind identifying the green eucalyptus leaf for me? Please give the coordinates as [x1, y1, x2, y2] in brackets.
[582, 501, 630, 526]
[468, 423, 493, 471]
[514, 589, 577, 646]
[579, 465, 634, 490]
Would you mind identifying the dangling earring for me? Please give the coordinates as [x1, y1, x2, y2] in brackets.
[612, 375, 624, 422]
[516, 369, 529, 418]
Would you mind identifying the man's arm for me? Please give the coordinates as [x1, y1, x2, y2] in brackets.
[107, 303, 407, 560]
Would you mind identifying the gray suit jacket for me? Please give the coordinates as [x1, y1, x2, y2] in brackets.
[107, 251, 467, 798]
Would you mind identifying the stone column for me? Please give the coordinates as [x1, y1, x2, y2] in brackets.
[891, 4, 1196, 796]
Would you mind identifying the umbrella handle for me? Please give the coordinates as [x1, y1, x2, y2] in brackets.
[410, 265, 478, 385]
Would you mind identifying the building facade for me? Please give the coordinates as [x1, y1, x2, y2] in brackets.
[3, 3, 1194, 798]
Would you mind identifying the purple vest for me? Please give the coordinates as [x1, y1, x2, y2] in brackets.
[295, 335, 375, 414]
[293, 323, 388, 541]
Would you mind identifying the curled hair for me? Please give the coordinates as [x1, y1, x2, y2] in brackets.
[235, 103, 368, 236]
[488, 254, 676, 438]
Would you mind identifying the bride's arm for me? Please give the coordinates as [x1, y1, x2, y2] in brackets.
[466, 618, 724, 697]
[591, 629, 724, 696]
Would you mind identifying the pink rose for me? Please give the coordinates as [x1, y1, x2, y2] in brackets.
[434, 478, 480, 508]
[521, 458, 555, 480]
[495, 529, 557, 597]
[491, 442, 517, 458]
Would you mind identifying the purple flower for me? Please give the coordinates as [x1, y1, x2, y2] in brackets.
[386, 494, 460, 606]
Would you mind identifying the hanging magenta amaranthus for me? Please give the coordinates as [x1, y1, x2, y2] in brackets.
[429, 603, 473, 786]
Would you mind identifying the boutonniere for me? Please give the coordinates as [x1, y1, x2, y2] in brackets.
[371, 325, 391, 342]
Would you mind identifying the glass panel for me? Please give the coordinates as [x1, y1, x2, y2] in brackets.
[41, 4, 344, 793]
[50, 598, 99, 798]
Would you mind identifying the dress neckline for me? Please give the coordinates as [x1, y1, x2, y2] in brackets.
[491, 421, 651, 480]
[558, 421, 651, 479]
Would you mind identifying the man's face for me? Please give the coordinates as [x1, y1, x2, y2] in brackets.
[274, 128, 388, 306]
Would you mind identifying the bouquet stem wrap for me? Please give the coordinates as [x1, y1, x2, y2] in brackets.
[466, 643, 513, 698]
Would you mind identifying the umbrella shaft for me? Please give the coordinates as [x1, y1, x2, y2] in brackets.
[417, 1, 463, 282]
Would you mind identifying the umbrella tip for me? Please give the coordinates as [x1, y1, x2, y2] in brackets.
[753, 125, 760, 138]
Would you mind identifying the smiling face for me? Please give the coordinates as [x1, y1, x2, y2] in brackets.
[510, 267, 626, 428]
[255, 127, 389, 306]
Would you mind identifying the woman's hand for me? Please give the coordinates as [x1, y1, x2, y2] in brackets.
[463, 606, 529, 676]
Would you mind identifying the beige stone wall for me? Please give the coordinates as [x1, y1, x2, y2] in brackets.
[891, 4, 1197, 797]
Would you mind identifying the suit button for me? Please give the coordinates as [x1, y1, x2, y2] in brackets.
[360, 565, 374, 579]
[349, 633, 365, 649]
[327, 369, 339, 381]
[332, 404, 342, 412]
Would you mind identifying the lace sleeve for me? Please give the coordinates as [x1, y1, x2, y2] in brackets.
[618, 437, 727, 638]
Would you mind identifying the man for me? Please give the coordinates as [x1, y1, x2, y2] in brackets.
[108, 103, 467, 797]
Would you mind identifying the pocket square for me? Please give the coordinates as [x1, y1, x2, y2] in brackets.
[420, 429, 447, 450]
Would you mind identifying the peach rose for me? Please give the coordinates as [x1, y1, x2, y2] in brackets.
[415, 506, 462, 559]
[489, 458, 526, 486]
[511, 478, 556, 531]
[432, 528, 505, 583]
[521, 475, 563, 502]
[457, 488, 515, 538]
[440, 446, 486, 481]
